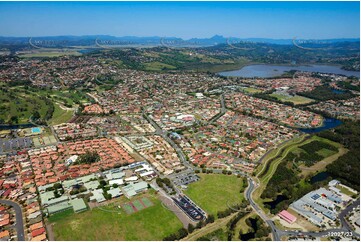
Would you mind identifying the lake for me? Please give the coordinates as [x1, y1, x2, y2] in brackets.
[219, 64, 360, 78]
[298, 118, 342, 134]
[331, 89, 346, 94]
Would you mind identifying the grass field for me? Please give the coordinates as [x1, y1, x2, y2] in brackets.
[0, 84, 88, 125]
[144, 61, 176, 71]
[50, 193, 183, 241]
[243, 87, 262, 94]
[270, 93, 315, 105]
[184, 174, 244, 217]
[49, 104, 74, 125]
[316, 148, 337, 157]
[0, 84, 53, 124]
[336, 185, 357, 197]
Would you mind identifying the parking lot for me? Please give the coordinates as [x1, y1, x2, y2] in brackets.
[0, 137, 33, 154]
[172, 172, 200, 187]
[172, 195, 205, 221]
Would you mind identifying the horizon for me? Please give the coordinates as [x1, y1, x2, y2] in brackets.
[0, 34, 360, 41]
[0, 1, 359, 39]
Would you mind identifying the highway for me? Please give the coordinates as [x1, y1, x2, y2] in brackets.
[0, 200, 25, 241]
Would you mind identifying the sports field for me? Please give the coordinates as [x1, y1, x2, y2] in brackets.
[243, 87, 262, 94]
[184, 174, 244, 218]
[50, 194, 183, 241]
[270, 93, 315, 105]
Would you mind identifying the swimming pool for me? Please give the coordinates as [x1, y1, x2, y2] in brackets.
[31, 127, 41, 134]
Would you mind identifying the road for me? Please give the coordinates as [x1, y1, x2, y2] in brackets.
[208, 94, 226, 124]
[245, 178, 280, 241]
[143, 106, 360, 241]
[0, 200, 25, 241]
[142, 111, 192, 169]
[246, 177, 360, 240]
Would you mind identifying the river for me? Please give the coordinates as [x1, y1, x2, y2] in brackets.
[219, 64, 360, 78]
[0, 123, 36, 130]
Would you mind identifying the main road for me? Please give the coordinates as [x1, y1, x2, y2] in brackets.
[245, 178, 281, 241]
[142, 111, 192, 169]
[0, 200, 25, 241]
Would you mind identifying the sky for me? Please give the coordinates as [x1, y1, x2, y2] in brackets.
[0, 1, 359, 39]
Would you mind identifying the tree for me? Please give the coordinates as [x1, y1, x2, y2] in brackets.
[53, 183, 62, 190]
[9, 115, 18, 124]
[206, 214, 215, 224]
[188, 223, 195, 233]
[32, 111, 41, 120]
[75, 151, 100, 165]
[99, 180, 107, 188]
[177, 228, 188, 239]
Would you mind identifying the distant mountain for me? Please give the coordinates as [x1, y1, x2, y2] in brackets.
[0, 35, 359, 48]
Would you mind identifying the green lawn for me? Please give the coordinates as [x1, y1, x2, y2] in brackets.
[336, 185, 357, 197]
[243, 87, 262, 94]
[184, 174, 244, 217]
[0, 85, 53, 124]
[316, 148, 337, 157]
[50, 193, 183, 241]
[49, 104, 73, 125]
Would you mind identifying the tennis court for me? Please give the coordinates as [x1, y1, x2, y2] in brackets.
[122, 203, 135, 214]
[122, 198, 154, 214]
[132, 200, 145, 211]
[141, 197, 153, 208]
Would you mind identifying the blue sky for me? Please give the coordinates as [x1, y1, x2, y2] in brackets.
[0, 1, 359, 39]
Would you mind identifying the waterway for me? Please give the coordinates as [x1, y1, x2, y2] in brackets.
[219, 64, 360, 78]
[239, 217, 258, 241]
[310, 171, 330, 184]
[298, 118, 342, 134]
[263, 195, 288, 210]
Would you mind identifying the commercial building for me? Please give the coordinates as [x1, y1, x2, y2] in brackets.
[290, 187, 344, 226]
[278, 210, 297, 224]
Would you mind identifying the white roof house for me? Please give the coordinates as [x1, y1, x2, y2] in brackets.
[66, 155, 78, 166]
[108, 188, 122, 198]
[109, 179, 124, 186]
